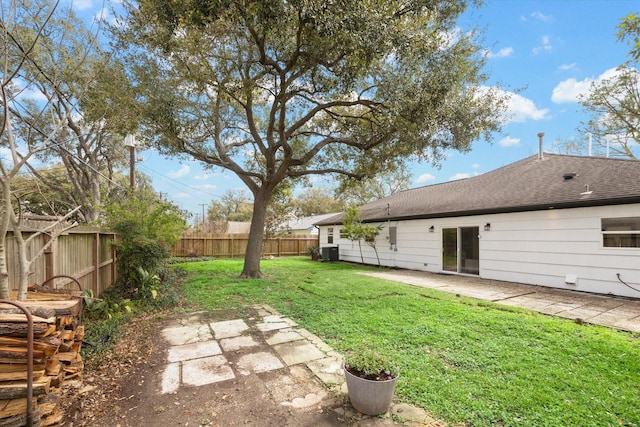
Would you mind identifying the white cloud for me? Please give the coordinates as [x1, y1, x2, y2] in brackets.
[499, 136, 521, 147]
[551, 67, 621, 103]
[531, 11, 553, 22]
[533, 35, 553, 55]
[449, 173, 470, 181]
[169, 165, 191, 179]
[71, 0, 95, 11]
[559, 63, 577, 71]
[94, 7, 112, 23]
[16, 85, 48, 103]
[477, 87, 549, 124]
[174, 192, 192, 199]
[505, 92, 551, 122]
[414, 173, 435, 184]
[0, 147, 12, 161]
[194, 172, 217, 180]
[199, 184, 218, 191]
[472, 163, 480, 169]
[486, 47, 514, 59]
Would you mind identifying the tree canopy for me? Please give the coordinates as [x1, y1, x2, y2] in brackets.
[577, 12, 640, 160]
[116, 0, 507, 277]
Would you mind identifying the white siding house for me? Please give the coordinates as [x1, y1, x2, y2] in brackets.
[316, 154, 640, 298]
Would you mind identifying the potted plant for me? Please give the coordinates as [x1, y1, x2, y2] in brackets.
[343, 348, 399, 416]
[306, 246, 321, 261]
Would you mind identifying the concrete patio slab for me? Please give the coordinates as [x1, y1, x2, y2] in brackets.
[167, 340, 222, 362]
[151, 304, 447, 426]
[161, 323, 213, 345]
[210, 319, 249, 339]
[265, 328, 304, 345]
[361, 269, 640, 332]
[236, 351, 284, 375]
[219, 335, 259, 352]
[160, 362, 180, 394]
[263, 365, 326, 406]
[273, 340, 326, 366]
[306, 357, 345, 387]
[182, 355, 235, 386]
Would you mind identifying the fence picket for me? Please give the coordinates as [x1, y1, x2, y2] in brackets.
[171, 234, 319, 258]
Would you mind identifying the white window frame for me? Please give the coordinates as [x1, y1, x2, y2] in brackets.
[601, 217, 640, 248]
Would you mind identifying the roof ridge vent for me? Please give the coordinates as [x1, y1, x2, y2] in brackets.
[563, 172, 577, 180]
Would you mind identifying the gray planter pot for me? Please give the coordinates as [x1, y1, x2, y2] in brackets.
[344, 366, 398, 416]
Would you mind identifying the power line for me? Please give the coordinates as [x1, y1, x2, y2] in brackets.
[137, 162, 224, 199]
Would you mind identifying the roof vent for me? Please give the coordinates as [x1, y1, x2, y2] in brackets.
[563, 172, 576, 180]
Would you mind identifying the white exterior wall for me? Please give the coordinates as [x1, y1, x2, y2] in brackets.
[318, 204, 640, 298]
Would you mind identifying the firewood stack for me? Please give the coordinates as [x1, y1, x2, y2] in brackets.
[0, 287, 84, 426]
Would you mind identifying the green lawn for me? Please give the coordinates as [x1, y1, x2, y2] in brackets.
[178, 257, 640, 427]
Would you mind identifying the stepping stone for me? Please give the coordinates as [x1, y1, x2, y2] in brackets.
[182, 355, 235, 386]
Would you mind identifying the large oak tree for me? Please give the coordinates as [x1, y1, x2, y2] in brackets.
[117, 0, 507, 277]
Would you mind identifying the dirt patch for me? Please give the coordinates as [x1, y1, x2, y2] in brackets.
[58, 307, 350, 426]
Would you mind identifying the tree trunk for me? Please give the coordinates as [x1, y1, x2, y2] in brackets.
[12, 226, 30, 301]
[0, 180, 11, 300]
[0, 238, 9, 300]
[240, 190, 270, 278]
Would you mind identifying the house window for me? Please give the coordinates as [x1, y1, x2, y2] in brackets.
[602, 217, 640, 248]
[328, 227, 334, 244]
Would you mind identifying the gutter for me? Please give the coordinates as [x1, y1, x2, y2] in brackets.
[316, 196, 640, 226]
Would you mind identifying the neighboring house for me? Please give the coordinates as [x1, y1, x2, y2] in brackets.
[315, 153, 640, 298]
[277, 213, 341, 236]
[227, 221, 252, 234]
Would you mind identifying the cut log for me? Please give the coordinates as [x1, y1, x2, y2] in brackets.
[28, 283, 82, 298]
[1, 298, 81, 317]
[0, 397, 35, 418]
[58, 330, 75, 341]
[56, 316, 77, 331]
[0, 363, 45, 373]
[0, 336, 61, 358]
[48, 371, 65, 389]
[0, 377, 51, 400]
[74, 325, 85, 342]
[42, 409, 63, 426]
[0, 315, 56, 338]
[0, 371, 46, 382]
[45, 358, 62, 376]
[51, 352, 80, 364]
[0, 347, 47, 363]
[0, 410, 44, 427]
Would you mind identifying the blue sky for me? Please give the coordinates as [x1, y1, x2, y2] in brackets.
[69, 0, 637, 217]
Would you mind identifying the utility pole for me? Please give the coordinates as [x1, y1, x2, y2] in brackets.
[199, 203, 206, 228]
[124, 134, 136, 189]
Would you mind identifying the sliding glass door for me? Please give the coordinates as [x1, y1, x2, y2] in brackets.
[442, 226, 479, 275]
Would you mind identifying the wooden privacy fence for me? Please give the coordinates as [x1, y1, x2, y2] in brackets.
[171, 233, 319, 258]
[6, 225, 117, 297]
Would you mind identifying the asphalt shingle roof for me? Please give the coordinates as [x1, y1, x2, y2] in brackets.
[316, 153, 640, 225]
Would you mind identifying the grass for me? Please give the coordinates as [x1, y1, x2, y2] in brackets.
[178, 257, 640, 427]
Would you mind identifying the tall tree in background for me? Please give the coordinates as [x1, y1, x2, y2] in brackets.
[293, 187, 345, 217]
[336, 165, 412, 205]
[618, 12, 640, 61]
[208, 190, 254, 223]
[577, 12, 639, 160]
[1, 0, 91, 299]
[7, 0, 134, 222]
[118, 0, 507, 277]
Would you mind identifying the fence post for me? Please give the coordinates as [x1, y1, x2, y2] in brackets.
[43, 233, 55, 284]
[92, 232, 99, 293]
